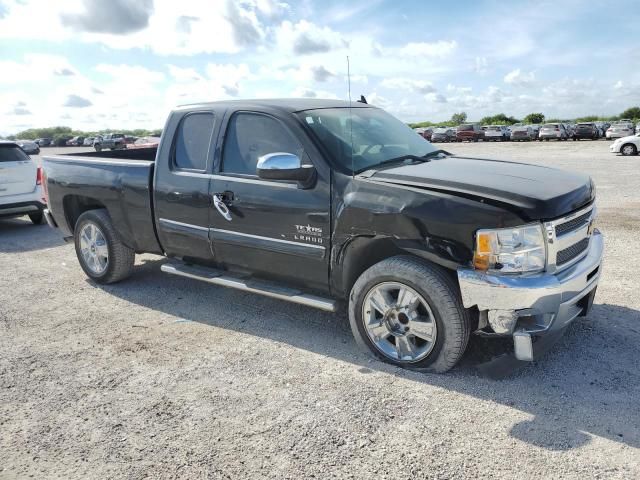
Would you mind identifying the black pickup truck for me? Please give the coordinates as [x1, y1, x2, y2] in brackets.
[42, 99, 604, 372]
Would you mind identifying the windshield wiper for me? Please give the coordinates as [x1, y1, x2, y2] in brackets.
[360, 149, 449, 173]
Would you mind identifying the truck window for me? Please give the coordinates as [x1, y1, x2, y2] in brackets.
[173, 112, 214, 171]
[221, 112, 303, 176]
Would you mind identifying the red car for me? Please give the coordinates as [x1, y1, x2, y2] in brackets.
[456, 124, 484, 142]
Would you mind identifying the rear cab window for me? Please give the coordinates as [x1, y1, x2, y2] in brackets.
[0, 144, 31, 162]
[173, 112, 215, 171]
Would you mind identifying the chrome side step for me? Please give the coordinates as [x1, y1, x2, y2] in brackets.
[161, 263, 337, 312]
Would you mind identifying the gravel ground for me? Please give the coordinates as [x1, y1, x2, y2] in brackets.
[1, 141, 639, 479]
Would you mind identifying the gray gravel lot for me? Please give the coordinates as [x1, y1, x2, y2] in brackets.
[1, 142, 639, 478]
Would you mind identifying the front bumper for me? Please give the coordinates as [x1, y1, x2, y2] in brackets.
[457, 230, 604, 361]
[609, 143, 620, 153]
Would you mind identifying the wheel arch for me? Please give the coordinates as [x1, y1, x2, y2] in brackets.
[335, 235, 459, 299]
[62, 194, 108, 232]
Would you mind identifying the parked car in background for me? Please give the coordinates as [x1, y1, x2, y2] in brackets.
[510, 126, 535, 141]
[636, 123, 640, 134]
[52, 137, 73, 147]
[93, 133, 126, 151]
[527, 124, 541, 139]
[572, 123, 600, 140]
[127, 136, 161, 149]
[609, 132, 640, 156]
[0, 141, 46, 224]
[456, 124, 484, 142]
[15, 139, 40, 155]
[83, 137, 95, 146]
[35, 138, 52, 147]
[66, 136, 86, 146]
[483, 125, 509, 141]
[430, 127, 456, 142]
[539, 123, 569, 141]
[606, 123, 635, 139]
[414, 127, 433, 141]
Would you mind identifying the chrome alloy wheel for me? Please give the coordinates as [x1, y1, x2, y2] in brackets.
[362, 282, 437, 362]
[79, 222, 109, 275]
[622, 144, 636, 156]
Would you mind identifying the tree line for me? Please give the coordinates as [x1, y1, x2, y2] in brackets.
[1, 126, 163, 141]
[410, 106, 640, 128]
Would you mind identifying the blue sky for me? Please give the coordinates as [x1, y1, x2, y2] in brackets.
[0, 0, 638, 135]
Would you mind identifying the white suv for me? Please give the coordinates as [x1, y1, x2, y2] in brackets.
[0, 141, 47, 224]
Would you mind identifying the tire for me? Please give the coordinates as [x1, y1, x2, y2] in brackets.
[28, 211, 45, 225]
[74, 209, 135, 284]
[621, 143, 638, 156]
[95, 144, 102, 152]
[348, 256, 471, 373]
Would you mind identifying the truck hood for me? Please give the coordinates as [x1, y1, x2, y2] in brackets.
[366, 155, 594, 221]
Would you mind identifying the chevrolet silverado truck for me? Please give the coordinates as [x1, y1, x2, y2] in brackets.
[42, 99, 604, 372]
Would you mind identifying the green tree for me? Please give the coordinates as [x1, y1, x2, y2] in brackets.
[480, 113, 520, 125]
[620, 106, 640, 119]
[450, 112, 467, 125]
[523, 113, 545, 124]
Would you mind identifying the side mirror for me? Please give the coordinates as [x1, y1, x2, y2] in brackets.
[256, 152, 316, 188]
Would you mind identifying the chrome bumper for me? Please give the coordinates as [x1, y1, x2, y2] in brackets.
[457, 230, 604, 361]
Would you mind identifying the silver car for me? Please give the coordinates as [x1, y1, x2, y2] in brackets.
[539, 123, 569, 141]
[483, 125, 509, 141]
[606, 123, 635, 140]
[510, 126, 535, 141]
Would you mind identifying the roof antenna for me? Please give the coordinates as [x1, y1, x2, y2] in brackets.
[347, 55, 354, 178]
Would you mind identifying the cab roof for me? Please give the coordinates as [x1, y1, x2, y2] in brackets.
[174, 98, 375, 114]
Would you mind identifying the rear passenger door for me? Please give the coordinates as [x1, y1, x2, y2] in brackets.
[208, 110, 331, 291]
[154, 110, 217, 260]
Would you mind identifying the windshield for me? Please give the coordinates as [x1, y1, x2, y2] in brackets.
[298, 107, 437, 174]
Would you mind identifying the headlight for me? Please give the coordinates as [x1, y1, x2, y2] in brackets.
[473, 224, 546, 273]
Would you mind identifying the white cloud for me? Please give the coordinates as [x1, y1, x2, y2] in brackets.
[425, 93, 447, 103]
[504, 68, 536, 86]
[474, 56, 488, 75]
[399, 40, 457, 58]
[276, 20, 346, 55]
[381, 78, 435, 94]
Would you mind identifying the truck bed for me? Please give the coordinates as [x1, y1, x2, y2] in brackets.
[42, 149, 163, 255]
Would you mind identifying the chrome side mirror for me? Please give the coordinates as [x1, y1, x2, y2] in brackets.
[256, 152, 316, 188]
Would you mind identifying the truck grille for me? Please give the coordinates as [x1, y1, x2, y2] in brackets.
[557, 238, 590, 265]
[555, 211, 591, 236]
[545, 206, 595, 272]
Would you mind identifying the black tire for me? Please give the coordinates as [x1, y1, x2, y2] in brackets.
[74, 209, 135, 284]
[28, 211, 45, 225]
[348, 256, 471, 373]
[621, 143, 638, 156]
[95, 144, 102, 152]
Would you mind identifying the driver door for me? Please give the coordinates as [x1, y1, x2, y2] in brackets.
[208, 111, 331, 291]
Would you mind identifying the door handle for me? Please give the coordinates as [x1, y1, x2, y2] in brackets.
[213, 193, 232, 221]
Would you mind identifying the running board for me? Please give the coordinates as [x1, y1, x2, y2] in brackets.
[161, 263, 337, 312]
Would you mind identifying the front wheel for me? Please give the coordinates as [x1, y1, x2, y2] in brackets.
[74, 209, 135, 284]
[349, 256, 471, 373]
[621, 143, 638, 156]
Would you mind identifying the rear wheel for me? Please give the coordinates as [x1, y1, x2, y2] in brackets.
[349, 256, 471, 373]
[94, 144, 102, 152]
[28, 211, 45, 225]
[74, 209, 135, 284]
[621, 144, 638, 156]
